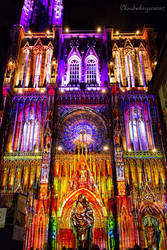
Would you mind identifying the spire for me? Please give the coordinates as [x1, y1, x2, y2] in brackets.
[20, 0, 63, 32]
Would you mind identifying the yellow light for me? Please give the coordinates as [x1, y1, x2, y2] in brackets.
[41, 89, 45, 93]
[136, 30, 140, 34]
[102, 89, 106, 93]
[57, 146, 63, 151]
[152, 148, 156, 152]
[18, 89, 23, 94]
[60, 89, 65, 93]
[116, 31, 119, 35]
[65, 27, 69, 33]
[28, 30, 32, 34]
[103, 145, 109, 151]
[46, 30, 50, 35]
[35, 148, 39, 153]
[154, 61, 157, 66]
[97, 27, 102, 33]
[10, 149, 13, 153]
[110, 61, 113, 66]
[128, 148, 132, 152]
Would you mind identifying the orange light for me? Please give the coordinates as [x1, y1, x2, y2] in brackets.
[97, 27, 102, 33]
[116, 31, 119, 35]
[28, 30, 32, 34]
[46, 30, 50, 35]
[41, 89, 45, 93]
[136, 30, 140, 34]
[65, 27, 69, 33]
[103, 145, 109, 151]
[57, 146, 63, 151]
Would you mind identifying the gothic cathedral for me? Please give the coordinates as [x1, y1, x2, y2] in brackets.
[0, 1, 167, 250]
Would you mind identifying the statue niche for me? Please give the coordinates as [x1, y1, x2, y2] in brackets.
[143, 216, 161, 250]
[71, 155, 95, 191]
[71, 194, 94, 249]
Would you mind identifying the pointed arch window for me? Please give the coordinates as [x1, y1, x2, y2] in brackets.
[86, 59, 97, 84]
[69, 59, 80, 83]
[34, 53, 42, 88]
[125, 54, 135, 87]
[124, 101, 154, 151]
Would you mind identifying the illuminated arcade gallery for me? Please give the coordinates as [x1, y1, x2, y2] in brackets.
[0, 0, 167, 249]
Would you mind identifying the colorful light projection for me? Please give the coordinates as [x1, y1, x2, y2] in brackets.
[58, 110, 108, 152]
[108, 213, 115, 250]
[20, 0, 63, 31]
[143, 216, 161, 249]
[71, 194, 94, 249]
[11, 98, 47, 152]
[56, 188, 108, 249]
[123, 100, 154, 151]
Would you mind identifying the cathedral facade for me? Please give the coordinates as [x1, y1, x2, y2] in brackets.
[0, 1, 167, 249]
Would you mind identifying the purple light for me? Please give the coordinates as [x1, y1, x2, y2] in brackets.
[20, 0, 63, 31]
[20, 0, 34, 31]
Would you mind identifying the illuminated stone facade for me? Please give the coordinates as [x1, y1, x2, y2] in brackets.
[0, 1, 167, 250]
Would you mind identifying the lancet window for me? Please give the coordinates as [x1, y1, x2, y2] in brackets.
[69, 59, 80, 83]
[15, 40, 54, 88]
[11, 98, 47, 152]
[138, 45, 152, 86]
[124, 54, 135, 87]
[138, 51, 146, 86]
[123, 100, 154, 151]
[45, 48, 53, 84]
[86, 59, 97, 83]
[115, 51, 121, 84]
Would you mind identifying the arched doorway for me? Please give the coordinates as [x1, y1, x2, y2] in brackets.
[56, 188, 107, 249]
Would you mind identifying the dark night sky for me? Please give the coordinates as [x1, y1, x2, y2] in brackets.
[0, 0, 166, 77]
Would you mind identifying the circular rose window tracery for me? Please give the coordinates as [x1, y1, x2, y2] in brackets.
[57, 110, 108, 152]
